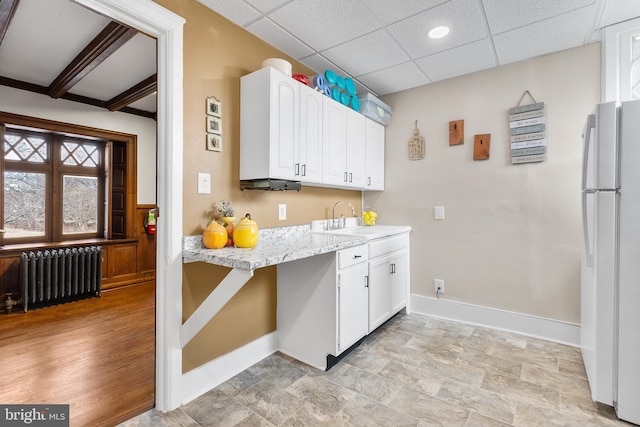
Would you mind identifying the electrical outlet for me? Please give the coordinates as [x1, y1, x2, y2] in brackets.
[434, 206, 445, 220]
[434, 279, 445, 294]
[278, 204, 287, 220]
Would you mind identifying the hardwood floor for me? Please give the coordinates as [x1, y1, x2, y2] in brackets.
[0, 281, 156, 427]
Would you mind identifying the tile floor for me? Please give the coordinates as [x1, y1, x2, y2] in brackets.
[120, 312, 633, 426]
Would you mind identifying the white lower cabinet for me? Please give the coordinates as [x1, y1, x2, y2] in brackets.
[368, 234, 410, 332]
[337, 250, 369, 353]
[277, 232, 410, 370]
[368, 256, 392, 331]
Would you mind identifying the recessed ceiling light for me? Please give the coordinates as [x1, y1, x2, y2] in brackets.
[428, 26, 450, 39]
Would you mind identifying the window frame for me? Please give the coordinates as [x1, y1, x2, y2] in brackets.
[603, 17, 640, 102]
[0, 112, 138, 247]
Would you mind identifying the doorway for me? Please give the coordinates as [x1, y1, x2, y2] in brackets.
[73, 0, 185, 415]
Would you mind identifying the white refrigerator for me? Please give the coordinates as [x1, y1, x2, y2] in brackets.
[581, 100, 640, 424]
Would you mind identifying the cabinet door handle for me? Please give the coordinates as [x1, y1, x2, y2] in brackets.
[390, 263, 396, 274]
[353, 254, 362, 259]
[295, 163, 300, 176]
[344, 172, 348, 182]
[368, 177, 371, 186]
[349, 172, 353, 182]
[301, 164, 306, 176]
[364, 275, 369, 288]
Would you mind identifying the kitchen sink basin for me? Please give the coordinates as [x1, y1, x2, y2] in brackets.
[312, 224, 411, 240]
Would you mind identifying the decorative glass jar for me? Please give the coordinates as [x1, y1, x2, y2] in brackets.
[362, 208, 377, 226]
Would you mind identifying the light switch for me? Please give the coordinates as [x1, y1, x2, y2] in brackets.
[434, 206, 445, 220]
[197, 172, 211, 194]
[278, 204, 287, 220]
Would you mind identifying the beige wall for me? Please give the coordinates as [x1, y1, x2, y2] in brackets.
[364, 43, 600, 324]
[152, 0, 360, 372]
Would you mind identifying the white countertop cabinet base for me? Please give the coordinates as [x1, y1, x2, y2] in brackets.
[277, 248, 368, 370]
[277, 232, 410, 370]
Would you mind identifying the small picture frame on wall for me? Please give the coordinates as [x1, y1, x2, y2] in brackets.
[206, 97, 221, 117]
[206, 115, 222, 134]
[206, 133, 222, 152]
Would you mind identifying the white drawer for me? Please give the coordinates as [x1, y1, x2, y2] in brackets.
[369, 233, 409, 259]
[338, 245, 369, 269]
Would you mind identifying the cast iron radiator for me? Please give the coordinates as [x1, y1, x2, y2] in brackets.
[20, 246, 102, 312]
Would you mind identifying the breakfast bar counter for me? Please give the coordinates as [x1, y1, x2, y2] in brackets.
[180, 224, 368, 348]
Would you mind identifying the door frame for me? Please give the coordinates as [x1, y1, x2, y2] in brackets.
[73, 0, 184, 412]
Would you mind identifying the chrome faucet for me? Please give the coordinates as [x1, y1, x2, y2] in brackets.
[330, 201, 356, 230]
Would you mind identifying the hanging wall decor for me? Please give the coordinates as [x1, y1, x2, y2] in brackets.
[408, 120, 425, 160]
[206, 96, 222, 152]
[509, 91, 546, 164]
[206, 133, 222, 152]
[207, 96, 222, 117]
[449, 120, 464, 145]
[473, 134, 491, 160]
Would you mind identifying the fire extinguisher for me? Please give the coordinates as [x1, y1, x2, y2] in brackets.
[145, 209, 157, 235]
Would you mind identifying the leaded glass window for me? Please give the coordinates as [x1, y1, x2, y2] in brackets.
[1, 127, 105, 242]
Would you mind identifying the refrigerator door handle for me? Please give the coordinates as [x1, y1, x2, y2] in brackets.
[582, 190, 594, 268]
[582, 114, 596, 191]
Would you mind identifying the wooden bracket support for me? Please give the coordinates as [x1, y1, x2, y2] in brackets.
[180, 268, 254, 348]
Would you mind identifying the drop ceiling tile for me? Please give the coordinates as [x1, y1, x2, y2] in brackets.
[268, 0, 380, 51]
[245, 0, 291, 13]
[298, 54, 348, 77]
[358, 62, 430, 95]
[482, 0, 595, 34]
[599, 2, 640, 27]
[246, 18, 315, 59]
[322, 30, 410, 77]
[493, 6, 595, 65]
[197, 0, 260, 27]
[387, 0, 488, 58]
[416, 39, 496, 82]
[363, 0, 449, 26]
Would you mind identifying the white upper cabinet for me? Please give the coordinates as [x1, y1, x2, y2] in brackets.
[240, 67, 299, 181]
[240, 67, 384, 190]
[322, 96, 347, 186]
[365, 119, 385, 191]
[298, 84, 323, 183]
[346, 108, 367, 188]
[322, 100, 367, 189]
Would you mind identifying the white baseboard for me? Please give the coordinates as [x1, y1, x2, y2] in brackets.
[180, 331, 278, 405]
[410, 294, 580, 347]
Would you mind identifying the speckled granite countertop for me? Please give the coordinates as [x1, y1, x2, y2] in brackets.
[182, 224, 368, 271]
